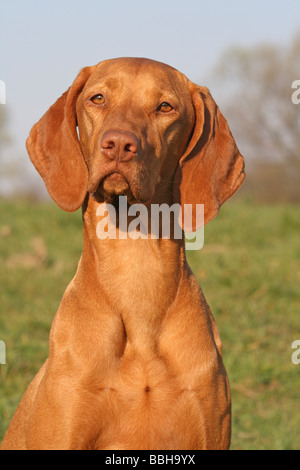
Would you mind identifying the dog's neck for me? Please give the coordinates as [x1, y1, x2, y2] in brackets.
[77, 194, 186, 354]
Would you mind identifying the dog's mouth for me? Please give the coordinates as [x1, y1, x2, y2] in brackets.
[102, 171, 130, 194]
[91, 171, 135, 204]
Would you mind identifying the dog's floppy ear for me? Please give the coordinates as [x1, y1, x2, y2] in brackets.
[173, 85, 245, 231]
[26, 66, 95, 212]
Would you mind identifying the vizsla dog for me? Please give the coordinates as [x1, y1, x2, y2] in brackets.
[1, 58, 244, 450]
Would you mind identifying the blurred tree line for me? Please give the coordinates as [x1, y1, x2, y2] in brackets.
[0, 32, 300, 202]
[212, 31, 300, 202]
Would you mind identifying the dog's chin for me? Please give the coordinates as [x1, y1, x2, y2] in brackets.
[102, 172, 130, 196]
[91, 172, 136, 205]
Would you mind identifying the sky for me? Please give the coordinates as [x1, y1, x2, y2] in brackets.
[0, 0, 299, 166]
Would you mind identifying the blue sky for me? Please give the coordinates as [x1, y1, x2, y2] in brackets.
[0, 0, 299, 154]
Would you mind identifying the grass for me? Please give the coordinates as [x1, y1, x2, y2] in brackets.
[0, 197, 300, 449]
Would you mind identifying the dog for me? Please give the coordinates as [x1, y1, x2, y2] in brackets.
[1, 57, 245, 450]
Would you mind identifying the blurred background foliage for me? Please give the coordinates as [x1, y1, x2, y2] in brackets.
[211, 32, 300, 203]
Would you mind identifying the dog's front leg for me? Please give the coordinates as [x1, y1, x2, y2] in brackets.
[26, 371, 101, 450]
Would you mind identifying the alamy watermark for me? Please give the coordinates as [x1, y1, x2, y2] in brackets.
[291, 340, 300, 365]
[291, 80, 300, 105]
[0, 80, 6, 105]
[0, 340, 6, 365]
[95, 196, 204, 250]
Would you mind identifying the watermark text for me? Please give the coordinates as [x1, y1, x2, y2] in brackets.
[291, 80, 300, 105]
[291, 340, 300, 365]
[0, 340, 6, 364]
[95, 196, 204, 250]
[0, 80, 6, 105]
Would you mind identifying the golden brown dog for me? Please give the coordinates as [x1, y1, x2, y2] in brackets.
[1, 58, 244, 450]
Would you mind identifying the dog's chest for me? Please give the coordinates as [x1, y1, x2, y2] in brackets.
[90, 354, 202, 450]
[96, 239, 180, 350]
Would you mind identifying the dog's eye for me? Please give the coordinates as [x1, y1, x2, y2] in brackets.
[157, 102, 173, 113]
[91, 94, 105, 105]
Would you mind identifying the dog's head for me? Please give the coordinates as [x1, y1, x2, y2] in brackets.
[27, 57, 245, 229]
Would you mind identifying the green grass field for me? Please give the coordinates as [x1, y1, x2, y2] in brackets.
[0, 198, 299, 450]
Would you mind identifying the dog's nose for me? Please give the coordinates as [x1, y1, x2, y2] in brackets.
[101, 130, 138, 163]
